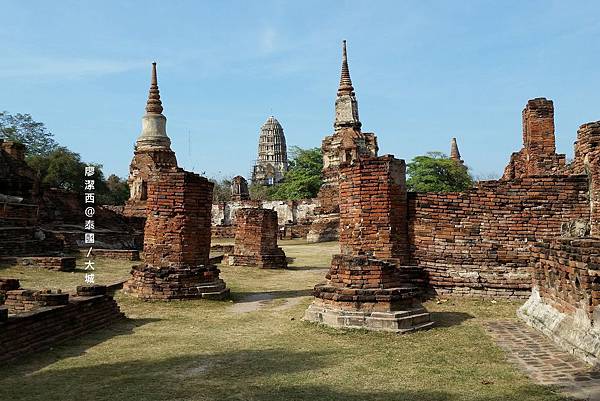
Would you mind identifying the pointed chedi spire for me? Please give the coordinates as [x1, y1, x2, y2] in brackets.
[334, 40, 361, 132]
[450, 137, 463, 163]
[338, 40, 354, 96]
[135, 62, 172, 150]
[145, 62, 163, 114]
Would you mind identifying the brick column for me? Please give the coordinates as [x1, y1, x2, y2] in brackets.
[124, 167, 229, 300]
[226, 208, 287, 268]
[304, 155, 432, 333]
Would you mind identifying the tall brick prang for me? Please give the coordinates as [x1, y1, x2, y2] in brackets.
[305, 155, 433, 333]
[226, 208, 287, 268]
[124, 167, 229, 300]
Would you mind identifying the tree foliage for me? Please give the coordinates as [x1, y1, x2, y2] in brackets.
[406, 151, 473, 192]
[211, 178, 232, 202]
[27, 147, 128, 204]
[0, 111, 58, 156]
[268, 146, 323, 200]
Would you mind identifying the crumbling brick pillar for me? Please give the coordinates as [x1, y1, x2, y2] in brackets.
[304, 155, 432, 333]
[226, 208, 287, 268]
[571, 122, 600, 236]
[124, 167, 229, 300]
[502, 98, 566, 180]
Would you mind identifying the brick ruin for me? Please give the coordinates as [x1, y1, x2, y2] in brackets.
[0, 279, 124, 362]
[124, 62, 178, 219]
[307, 40, 378, 243]
[502, 98, 567, 180]
[304, 154, 433, 332]
[124, 167, 230, 300]
[225, 208, 287, 268]
[231, 175, 250, 201]
[212, 198, 317, 239]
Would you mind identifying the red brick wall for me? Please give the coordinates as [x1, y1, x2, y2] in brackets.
[338, 155, 409, 263]
[532, 238, 600, 318]
[143, 168, 213, 267]
[233, 208, 279, 255]
[408, 175, 590, 298]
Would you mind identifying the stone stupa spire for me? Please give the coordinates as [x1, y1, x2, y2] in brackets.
[145, 62, 163, 114]
[136, 62, 171, 150]
[337, 40, 355, 96]
[334, 40, 361, 132]
[450, 137, 463, 164]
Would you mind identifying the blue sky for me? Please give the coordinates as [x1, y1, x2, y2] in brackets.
[2, 0, 600, 180]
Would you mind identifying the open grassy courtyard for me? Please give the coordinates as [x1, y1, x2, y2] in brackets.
[0, 240, 570, 401]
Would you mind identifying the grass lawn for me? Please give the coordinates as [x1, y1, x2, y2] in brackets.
[0, 240, 569, 401]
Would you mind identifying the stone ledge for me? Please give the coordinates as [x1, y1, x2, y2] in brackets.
[518, 288, 600, 366]
[303, 302, 433, 333]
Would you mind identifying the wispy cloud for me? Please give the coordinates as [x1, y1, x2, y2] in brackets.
[258, 26, 278, 54]
[0, 57, 145, 80]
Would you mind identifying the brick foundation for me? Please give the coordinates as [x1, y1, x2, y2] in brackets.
[226, 208, 287, 268]
[519, 238, 600, 365]
[80, 248, 140, 261]
[124, 167, 229, 300]
[19, 256, 76, 271]
[0, 284, 124, 363]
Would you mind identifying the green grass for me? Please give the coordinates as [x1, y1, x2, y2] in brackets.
[0, 240, 569, 401]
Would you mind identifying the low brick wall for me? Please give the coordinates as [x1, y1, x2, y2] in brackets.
[19, 256, 76, 271]
[0, 285, 124, 363]
[519, 238, 600, 365]
[80, 249, 140, 261]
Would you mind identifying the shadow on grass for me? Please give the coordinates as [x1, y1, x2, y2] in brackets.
[430, 311, 475, 328]
[1, 317, 160, 376]
[0, 348, 560, 401]
[232, 289, 313, 303]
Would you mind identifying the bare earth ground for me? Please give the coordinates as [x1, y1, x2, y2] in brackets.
[0, 240, 573, 401]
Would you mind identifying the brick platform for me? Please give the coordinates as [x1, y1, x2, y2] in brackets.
[80, 248, 140, 261]
[0, 284, 124, 362]
[226, 208, 287, 269]
[305, 155, 433, 333]
[19, 256, 76, 271]
[124, 167, 229, 300]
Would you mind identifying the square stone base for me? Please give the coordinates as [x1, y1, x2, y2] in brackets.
[123, 264, 230, 301]
[304, 301, 434, 333]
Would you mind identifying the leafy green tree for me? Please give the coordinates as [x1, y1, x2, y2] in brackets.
[249, 182, 273, 201]
[269, 146, 323, 200]
[27, 147, 86, 193]
[406, 151, 473, 192]
[210, 178, 232, 202]
[97, 174, 130, 205]
[0, 111, 58, 156]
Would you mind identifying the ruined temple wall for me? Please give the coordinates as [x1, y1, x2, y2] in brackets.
[408, 175, 590, 298]
[519, 238, 600, 365]
[211, 199, 318, 231]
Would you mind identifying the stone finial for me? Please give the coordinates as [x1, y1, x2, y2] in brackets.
[337, 40, 355, 96]
[145, 62, 163, 115]
[450, 137, 462, 162]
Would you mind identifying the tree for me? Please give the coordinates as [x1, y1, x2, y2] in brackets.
[210, 178, 232, 202]
[97, 174, 130, 205]
[406, 152, 473, 192]
[0, 111, 58, 156]
[27, 147, 87, 193]
[269, 146, 323, 200]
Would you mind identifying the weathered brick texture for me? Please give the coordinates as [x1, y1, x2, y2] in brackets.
[503, 98, 566, 180]
[409, 176, 590, 298]
[226, 208, 287, 268]
[0, 284, 124, 362]
[124, 167, 229, 300]
[339, 155, 409, 263]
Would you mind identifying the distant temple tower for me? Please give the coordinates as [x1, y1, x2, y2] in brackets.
[124, 62, 178, 217]
[251, 116, 288, 186]
[450, 137, 463, 164]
